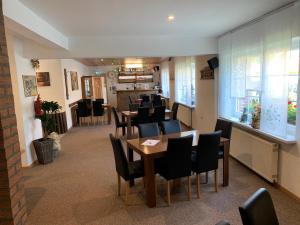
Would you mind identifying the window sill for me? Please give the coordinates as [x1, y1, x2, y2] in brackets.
[219, 116, 297, 145]
[178, 102, 196, 109]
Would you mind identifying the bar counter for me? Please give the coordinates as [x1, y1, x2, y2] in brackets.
[116, 89, 158, 111]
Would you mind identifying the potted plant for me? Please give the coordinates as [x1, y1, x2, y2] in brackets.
[33, 96, 62, 164]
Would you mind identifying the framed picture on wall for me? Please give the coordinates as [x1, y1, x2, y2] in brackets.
[70, 71, 79, 90]
[22, 75, 38, 97]
[36, 72, 50, 86]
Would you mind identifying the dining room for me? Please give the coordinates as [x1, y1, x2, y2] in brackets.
[2, 0, 300, 225]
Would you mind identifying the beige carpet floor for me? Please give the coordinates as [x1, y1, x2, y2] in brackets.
[23, 123, 300, 225]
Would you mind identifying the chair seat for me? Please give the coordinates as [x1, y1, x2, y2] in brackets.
[128, 160, 144, 180]
[117, 122, 128, 128]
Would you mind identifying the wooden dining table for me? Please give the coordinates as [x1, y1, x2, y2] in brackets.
[121, 109, 173, 139]
[127, 130, 230, 208]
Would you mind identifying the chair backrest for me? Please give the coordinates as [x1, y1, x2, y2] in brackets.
[109, 134, 130, 180]
[152, 95, 162, 107]
[152, 106, 166, 123]
[141, 95, 150, 102]
[164, 135, 193, 180]
[239, 188, 279, 225]
[215, 119, 232, 139]
[96, 98, 104, 104]
[171, 102, 179, 120]
[136, 107, 150, 124]
[129, 103, 140, 112]
[112, 107, 120, 126]
[141, 101, 153, 108]
[138, 122, 160, 138]
[92, 101, 104, 116]
[161, 120, 182, 134]
[77, 101, 90, 117]
[83, 99, 92, 107]
[194, 131, 222, 173]
[215, 221, 230, 225]
[128, 96, 133, 104]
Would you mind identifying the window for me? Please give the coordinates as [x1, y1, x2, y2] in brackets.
[160, 61, 170, 97]
[175, 57, 196, 107]
[218, 4, 300, 139]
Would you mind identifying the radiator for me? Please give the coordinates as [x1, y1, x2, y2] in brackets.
[230, 127, 279, 183]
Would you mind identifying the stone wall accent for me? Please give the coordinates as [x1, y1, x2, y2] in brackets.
[0, 0, 27, 224]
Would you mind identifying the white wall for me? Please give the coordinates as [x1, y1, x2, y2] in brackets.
[38, 60, 66, 110]
[166, 55, 217, 132]
[7, 35, 42, 166]
[60, 59, 90, 128]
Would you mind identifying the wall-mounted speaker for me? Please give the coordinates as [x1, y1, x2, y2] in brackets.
[207, 57, 219, 70]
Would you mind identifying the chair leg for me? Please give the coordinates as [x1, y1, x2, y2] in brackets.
[117, 175, 121, 196]
[214, 169, 218, 192]
[187, 176, 191, 201]
[125, 181, 130, 205]
[196, 174, 200, 198]
[166, 180, 171, 206]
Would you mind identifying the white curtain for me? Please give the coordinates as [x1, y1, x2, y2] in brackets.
[175, 57, 196, 107]
[161, 61, 170, 97]
[218, 3, 300, 139]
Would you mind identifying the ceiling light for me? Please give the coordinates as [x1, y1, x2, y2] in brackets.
[167, 15, 175, 21]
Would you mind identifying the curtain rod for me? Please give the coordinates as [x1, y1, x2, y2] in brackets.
[218, 0, 298, 38]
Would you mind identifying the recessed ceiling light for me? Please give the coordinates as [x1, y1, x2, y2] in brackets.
[167, 15, 175, 21]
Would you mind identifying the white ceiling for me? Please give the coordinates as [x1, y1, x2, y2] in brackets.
[20, 0, 294, 38]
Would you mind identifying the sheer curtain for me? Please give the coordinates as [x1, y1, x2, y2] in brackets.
[175, 57, 196, 107]
[218, 3, 300, 139]
[161, 61, 170, 97]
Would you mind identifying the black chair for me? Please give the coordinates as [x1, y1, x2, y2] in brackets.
[216, 221, 230, 225]
[156, 135, 193, 205]
[171, 102, 179, 120]
[129, 103, 139, 112]
[141, 101, 153, 108]
[191, 131, 222, 197]
[92, 101, 105, 124]
[109, 134, 144, 204]
[138, 122, 160, 138]
[83, 99, 92, 108]
[128, 96, 133, 104]
[161, 120, 182, 134]
[151, 106, 166, 124]
[152, 95, 162, 107]
[214, 119, 232, 159]
[76, 101, 92, 126]
[140, 95, 150, 102]
[112, 107, 127, 137]
[133, 107, 150, 125]
[96, 98, 104, 104]
[239, 188, 279, 225]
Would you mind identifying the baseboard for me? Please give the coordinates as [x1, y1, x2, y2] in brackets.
[274, 183, 300, 203]
[231, 155, 300, 203]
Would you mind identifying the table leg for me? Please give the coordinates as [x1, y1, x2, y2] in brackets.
[144, 156, 156, 208]
[223, 141, 230, 186]
[126, 116, 132, 139]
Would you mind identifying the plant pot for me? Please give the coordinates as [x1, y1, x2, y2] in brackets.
[33, 138, 54, 164]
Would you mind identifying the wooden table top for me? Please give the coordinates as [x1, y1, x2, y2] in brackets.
[122, 109, 172, 117]
[127, 130, 229, 157]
